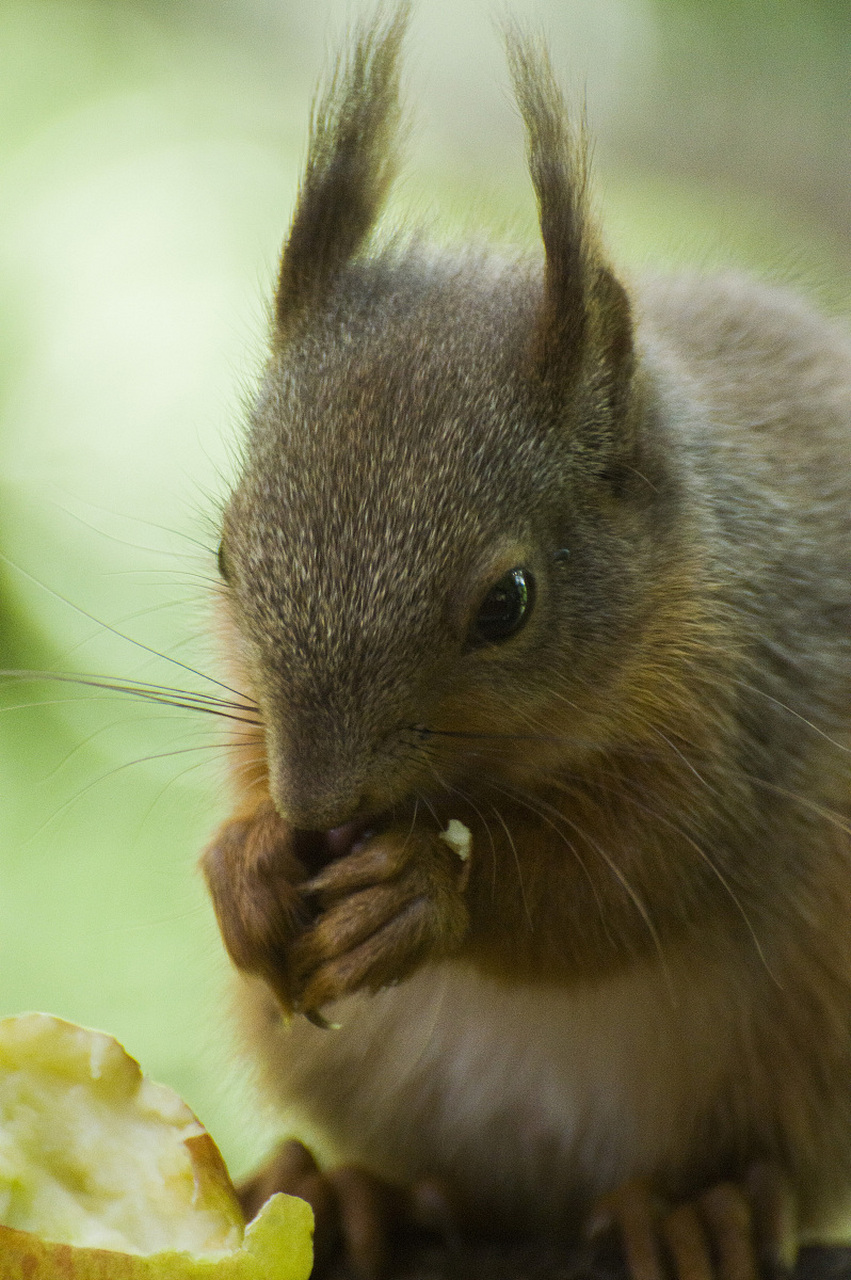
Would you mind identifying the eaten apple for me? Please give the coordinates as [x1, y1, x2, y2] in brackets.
[0, 1013, 313, 1279]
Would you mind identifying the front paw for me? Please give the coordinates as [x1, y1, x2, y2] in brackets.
[201, 799, 310, 1011]
[290, 827, 470, 1013]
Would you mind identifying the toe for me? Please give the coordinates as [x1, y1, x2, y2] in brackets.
[745, 1163, 797, 1279]
[237, 1137, 319, 1221]
[698, 1183, 758, 1280]
[327, 1166, 404, 1280]
[662, 1203, 714, 1280]
[589, 1180, 668, 1280]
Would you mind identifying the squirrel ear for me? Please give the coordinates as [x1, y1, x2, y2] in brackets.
[274, 7, 409, 339]
[505, 28, 634, 397]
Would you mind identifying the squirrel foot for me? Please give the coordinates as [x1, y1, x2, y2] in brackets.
[237, 1138, 456, 1279]
[585, 1165, 797, 1280]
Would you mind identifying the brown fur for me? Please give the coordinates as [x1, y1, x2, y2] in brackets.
[202, 10, 851, 1249]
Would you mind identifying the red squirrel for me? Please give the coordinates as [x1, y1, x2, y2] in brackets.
[202, 10, 851, 1278]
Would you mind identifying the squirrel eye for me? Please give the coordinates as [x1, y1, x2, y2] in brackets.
[472, 567, 535, 645]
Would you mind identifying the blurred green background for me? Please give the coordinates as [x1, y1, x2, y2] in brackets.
[0, 0, 848, 1183]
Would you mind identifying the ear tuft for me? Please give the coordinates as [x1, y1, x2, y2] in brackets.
[504, 26, 633, 393]
[275, 5, 410, 338]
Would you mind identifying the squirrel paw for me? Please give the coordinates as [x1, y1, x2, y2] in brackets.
[237, 1138, 455, 1280]
[290, 828, 470, 1014]
[584, 1165, 797, 1280]
[201, 799, 311, 1011]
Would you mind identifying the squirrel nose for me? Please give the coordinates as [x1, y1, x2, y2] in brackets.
[271, 778, 377, 836]
[266, 735, 390, 831]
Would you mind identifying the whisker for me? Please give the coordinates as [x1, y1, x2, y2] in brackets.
[486, 776, 616, 949]
[492, 776, 669, 987]
[0, 550, 245, 700]
[416, 792, 443, 831]
[425, 728, 566, 743]
[401, 797, 420, 854]
[742, 771, 851, 838]
[0, 670, 259, 724]
[485, 801, 533, 932]
[557, 771, 779, 987]
[26, 742, 233, 845]
[732, 676, 851, 756]
[0, 670, 255, 709]
[135, 753, 232, 829]
[415, 721, 665, 760]
[429, 768, 500, 897]
[55, 598, 215, 664]
[44, 495, 218, 559]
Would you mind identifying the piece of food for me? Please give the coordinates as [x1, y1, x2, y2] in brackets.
[439, 818, 472, 862]
[0, 1193, 313, 1280]
[0, 1013, 313, 1279]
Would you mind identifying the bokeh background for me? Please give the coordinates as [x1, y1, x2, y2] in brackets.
[0, 0, 848, 1182]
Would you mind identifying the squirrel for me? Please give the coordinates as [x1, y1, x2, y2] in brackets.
[201, 9, 851, 1280]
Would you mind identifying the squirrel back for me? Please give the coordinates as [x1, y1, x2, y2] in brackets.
[204, 9, 851, 1250]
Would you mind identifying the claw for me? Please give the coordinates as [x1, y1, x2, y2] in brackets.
[303, 1007, 341, 1030]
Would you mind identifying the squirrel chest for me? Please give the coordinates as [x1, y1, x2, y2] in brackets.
[240, 954, 739, 1233]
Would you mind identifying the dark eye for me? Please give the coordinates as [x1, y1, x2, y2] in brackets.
[217, 540, 230, 582]
[472, 567, 535, 645]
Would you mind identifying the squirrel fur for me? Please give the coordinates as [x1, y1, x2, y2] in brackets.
[202, 8, 851, 1261]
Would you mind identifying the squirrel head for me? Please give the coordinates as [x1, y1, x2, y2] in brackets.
[217, 11, 684, 831]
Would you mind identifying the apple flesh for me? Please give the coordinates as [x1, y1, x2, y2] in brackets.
[0, 1014, 313, 1279]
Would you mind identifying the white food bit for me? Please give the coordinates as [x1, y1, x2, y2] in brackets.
[439, 818, 472, 862]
